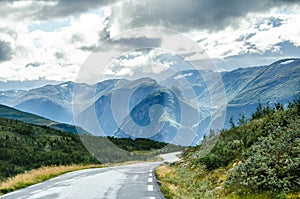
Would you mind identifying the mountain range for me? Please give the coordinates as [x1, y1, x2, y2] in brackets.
[0, 58, 299, 145]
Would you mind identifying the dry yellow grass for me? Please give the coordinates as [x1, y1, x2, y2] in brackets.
[287, 192, 300, 199]
[0, 164, 104, 196]
[155, 165, 178, 197]
[156, 164, 174, 178]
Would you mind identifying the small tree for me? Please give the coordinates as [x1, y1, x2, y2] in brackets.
[274, 102, 283, 111]
[229, 116, 236, 128]
[238, 113, 247, 126]
[252, 100, 263, 119]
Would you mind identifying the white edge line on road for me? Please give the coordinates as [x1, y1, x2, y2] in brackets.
[148, 178, 153, 182]
[27, 183, 40, 188]
[0, 191, 17, 198]
[148, 185, 154, 191]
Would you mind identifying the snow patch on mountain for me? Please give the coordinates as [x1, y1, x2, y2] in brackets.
[174, 72, 194, 80]
[280, 60, 294, 65]
[60, 83, 69, 88]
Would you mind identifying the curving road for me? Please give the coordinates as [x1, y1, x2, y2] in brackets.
[0, 152, 180, 199]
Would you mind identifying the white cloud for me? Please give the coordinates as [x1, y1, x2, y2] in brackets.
[1, 1, 300, 83]
[104, 49, 175, 78]
[115, 67, 133, 76]
[118, 54, 149, 67]
[103, 68, 114, 75]
[0, 62, 80, 82]
[0, 11, 108, 82]
[183, 5, 300, 60]
[246, 11, 300, 53]
[152, 61, 172, 73]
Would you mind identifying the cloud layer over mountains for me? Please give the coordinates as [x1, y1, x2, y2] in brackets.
[0, 0, 299, 84]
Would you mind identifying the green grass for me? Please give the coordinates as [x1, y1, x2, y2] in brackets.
[156, 98, 300, 199]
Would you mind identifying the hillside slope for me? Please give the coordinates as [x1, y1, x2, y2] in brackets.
[0, 118, 98, 181]
[0, 104, 89, 135]
[0, 118, 181, 183]
[156, 98, 300, 199]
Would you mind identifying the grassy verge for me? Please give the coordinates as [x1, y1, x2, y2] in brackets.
[155, 165, 178, 198]
[0, 153, 164, 196]
[155, 164, 222, 199]
[156, 159, 300, 199]
[156, 163, 278, 199]
[0, 164, 104, 196]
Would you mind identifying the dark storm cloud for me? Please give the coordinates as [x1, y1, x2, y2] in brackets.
[2, 0, 299, 31]
[0, 0, 119, 21]
[112, 0, 300, 31]
[79, 45, 97, 51]
[54, 52, 65, 59]
[38, 0, 115, 20]
[0, 40, 12, 62]
[25, 62, 43, 67]
[95, 36, 162, 52]
[110, 37, 162, 49]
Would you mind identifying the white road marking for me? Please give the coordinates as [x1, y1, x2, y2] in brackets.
[150, 169, 153, 172]
[149, 173, 152, 177]
[28, 183, 40, 188]
[148, 185, 153, 191]
[148, 178, 153, 183]
[149, 197, 155, 199]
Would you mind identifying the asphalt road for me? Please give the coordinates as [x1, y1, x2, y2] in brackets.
[0, 152, 180, 199]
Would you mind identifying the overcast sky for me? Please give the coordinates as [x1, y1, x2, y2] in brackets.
[0, 0, 299, 86]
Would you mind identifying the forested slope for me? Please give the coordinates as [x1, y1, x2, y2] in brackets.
[0, 118, 181, 182]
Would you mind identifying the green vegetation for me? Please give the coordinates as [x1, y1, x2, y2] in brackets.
[156, 97, 300, 199]
[108, 137, 168, 151]
[0, 118, 98, 181]
[0, 118, 181, 183]
[0, 104, 91, 135]
[0, 104, 52, 126]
